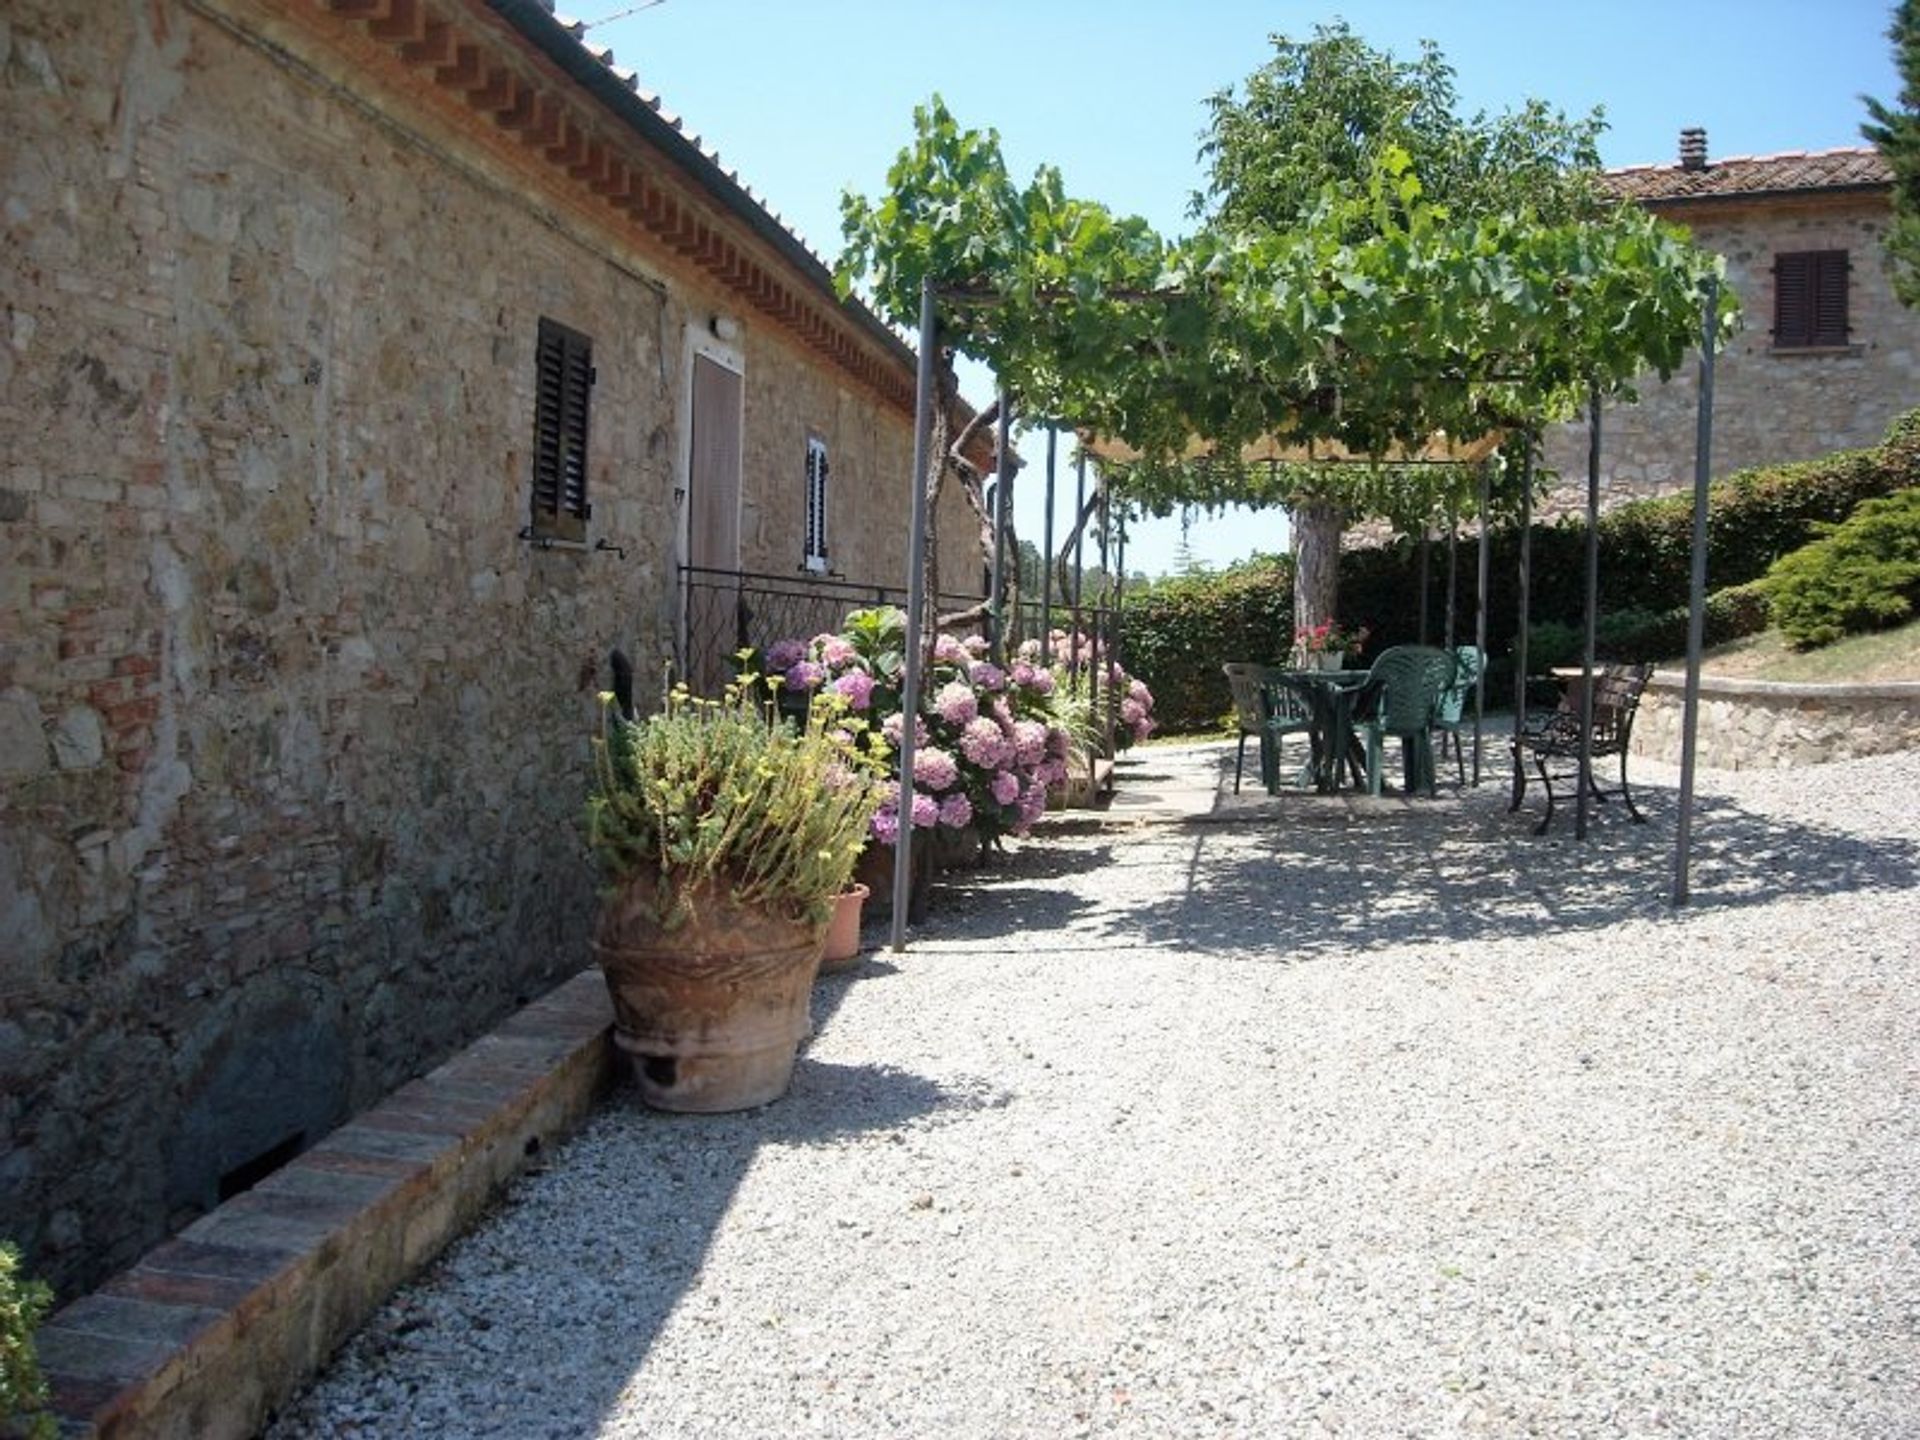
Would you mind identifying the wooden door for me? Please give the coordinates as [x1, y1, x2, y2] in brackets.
[685, 352, 743, 695]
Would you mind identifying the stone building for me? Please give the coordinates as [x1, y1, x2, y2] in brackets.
[0, 0, 983, 1296]
[1541, 131, 1917, 512]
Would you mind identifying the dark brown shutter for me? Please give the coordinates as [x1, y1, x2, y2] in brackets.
[1773, 250, 1848, 348]
[531, 318, 594, 540]
[1810, 251, 1849, 346]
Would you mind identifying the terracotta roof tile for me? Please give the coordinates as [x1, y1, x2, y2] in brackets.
[1603, 148, 1892, 204]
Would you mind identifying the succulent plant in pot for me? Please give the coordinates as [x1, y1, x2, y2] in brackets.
[586, 676, 882, 1112]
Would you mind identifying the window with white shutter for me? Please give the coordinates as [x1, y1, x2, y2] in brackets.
[530, 317, 594, 542]
[804, 434, 830, 573]
[1772, 251, 1850, 350]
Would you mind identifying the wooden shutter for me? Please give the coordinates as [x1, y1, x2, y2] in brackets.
[1773, 251, 1848, 349]
[531, 318, 594, 541]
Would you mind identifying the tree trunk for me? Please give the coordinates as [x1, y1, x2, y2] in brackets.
[1292, 498, 1347, 638]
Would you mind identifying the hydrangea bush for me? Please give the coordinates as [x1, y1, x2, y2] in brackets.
[766, 609, 1075, 845]
[1023, 629, 1157, 751]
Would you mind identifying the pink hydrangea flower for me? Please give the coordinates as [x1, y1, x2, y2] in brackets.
[961, 635, 991, 658]
[821, 636, 858, 668]
[909, 790, 940, 828]
[1011, 719, 1048, 767]
[870, 806, 900, 844]
[913, 746, 960, 791]
[881, 711, 929, 750]
[1037, 758, 1069, 786]
[990, 769, 1021, 806]
[937, 792, 974, 829]
[934, 680, 978, 727]
[932, 634, 966, 663]
[833, 670, 876, 710]
[1130, 678, 1152, 705]
[961, 716, 1011, 769]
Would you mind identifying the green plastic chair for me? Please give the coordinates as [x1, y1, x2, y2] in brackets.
[1351, 645, 1454, 797]
[1431, 645, 1484, 786]
[1222, 662, 1318, 793]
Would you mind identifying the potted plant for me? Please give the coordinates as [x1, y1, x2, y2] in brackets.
[586, 677, 881, 1112]
[1293, 620, 1355, 671]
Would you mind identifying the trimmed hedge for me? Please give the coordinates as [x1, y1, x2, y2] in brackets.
[1121, 555, 1293, 733]
[1765, 488, 1920, 648]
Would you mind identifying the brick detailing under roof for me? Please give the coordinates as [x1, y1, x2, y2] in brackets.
[1603, 147, 1892, 205]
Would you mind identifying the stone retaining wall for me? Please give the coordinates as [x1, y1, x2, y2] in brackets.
[1634, 672, 1920, 769]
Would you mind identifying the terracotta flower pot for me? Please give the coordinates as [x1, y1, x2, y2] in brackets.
[592, 879, 826, 1112]
[816, 883, 871, 974]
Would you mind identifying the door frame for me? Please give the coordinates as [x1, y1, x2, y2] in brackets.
[676, 323, 746, 683]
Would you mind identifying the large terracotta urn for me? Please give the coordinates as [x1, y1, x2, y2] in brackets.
[592, 879, 826, 1112]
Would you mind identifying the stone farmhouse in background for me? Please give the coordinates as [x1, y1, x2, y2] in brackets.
[1, 0, 985, 1297]
[1540, 130, 1919, 511]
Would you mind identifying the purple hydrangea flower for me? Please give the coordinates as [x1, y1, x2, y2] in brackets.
[766, 639, 806, 673]
[1011, 719, 1048, 767]
[870, 806, 900, 844]
[909, 790, 940, 828]
[937, 792, 974, 829]
[785, 661, 825, 692]
[968, 660, 1007, 692]
[991, 769, 1021, 806]
[833, 670, 876, 711]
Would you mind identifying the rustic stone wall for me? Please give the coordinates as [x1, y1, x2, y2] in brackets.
[0, 0, 955, 1296]
[1540, 197, 1920, 515]
[1634, 674, 1920, 769]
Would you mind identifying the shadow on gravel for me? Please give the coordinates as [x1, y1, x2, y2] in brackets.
[1088, 784, 1920, 962]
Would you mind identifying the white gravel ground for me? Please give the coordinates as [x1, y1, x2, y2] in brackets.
[269, 744, 1920, 1439]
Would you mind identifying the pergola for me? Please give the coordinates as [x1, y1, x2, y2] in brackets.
[885, 276, 1727, 948]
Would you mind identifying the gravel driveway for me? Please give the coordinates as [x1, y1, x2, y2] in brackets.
[269, 744, 1920, 1439]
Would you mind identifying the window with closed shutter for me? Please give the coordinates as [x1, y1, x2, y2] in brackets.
[804, 434, 830, 573]
[1772, 250, 1850, 350]
[531, 317, 594, 542]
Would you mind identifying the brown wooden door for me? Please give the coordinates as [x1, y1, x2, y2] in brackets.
[685, 352, 743, 695]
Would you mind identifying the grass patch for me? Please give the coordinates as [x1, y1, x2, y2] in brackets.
[1666, 617, 1920, 683]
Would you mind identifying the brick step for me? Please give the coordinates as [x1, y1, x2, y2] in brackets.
[36, 971, 615, 1440]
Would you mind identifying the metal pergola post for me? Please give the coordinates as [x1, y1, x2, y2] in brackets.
[1444, 489, 1459, 651]
[890, 279, 937, 951]
[1509, 441, 1534, 813]
[1673, 277, 1720, 905]
[1472, 459, 1492, 785]
[1041, 426, 1057, 664]
[1070, 448, 1087, 695]
[988, 388, 1013, 659]
[1576, 382, 1602, 841]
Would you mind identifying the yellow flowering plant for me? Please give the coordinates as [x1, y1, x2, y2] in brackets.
[587, 675, 884, 930]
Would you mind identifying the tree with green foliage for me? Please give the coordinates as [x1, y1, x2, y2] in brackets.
[1863, 0, 1920, 307]
[1191, 22, 1614, 630]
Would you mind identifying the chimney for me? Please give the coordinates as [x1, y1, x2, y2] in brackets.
[1679, 127, 1708, 171]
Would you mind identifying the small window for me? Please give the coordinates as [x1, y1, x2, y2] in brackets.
[531, 317, 594, 542]
[1772, 250, 1849, 350]
[803, 434, 830, 574]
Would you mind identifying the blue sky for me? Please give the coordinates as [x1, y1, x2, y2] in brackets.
[588, 0, 1904, 576]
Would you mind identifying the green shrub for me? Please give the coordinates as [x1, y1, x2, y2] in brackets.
[1524, 620, 1583, 671]
[1122, 554, 1293, 733]
[1765, 488, 1920, 648]
[1, 1243, 56, 1440]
